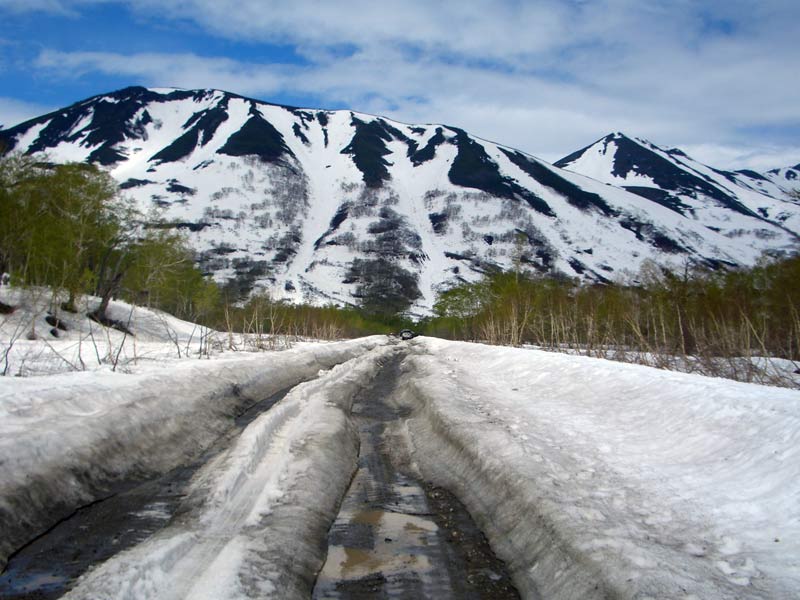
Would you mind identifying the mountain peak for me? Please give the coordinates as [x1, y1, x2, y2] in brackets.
[2, 87, 798, 313]
[607, 131, 632, 141]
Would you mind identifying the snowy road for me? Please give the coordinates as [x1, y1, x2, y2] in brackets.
[0, 385, 297, 599]
[2, 335, 800, 599]
[3, 346, 519, 599]
[25, 345, 393, 599]
[0, 337, 387, 570]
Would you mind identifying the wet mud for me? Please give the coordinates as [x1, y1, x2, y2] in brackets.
[312, 353, 519, 599]
[0, 385, 295, 600]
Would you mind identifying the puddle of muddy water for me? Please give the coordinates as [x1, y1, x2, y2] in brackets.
[317, 487, 439, 586]
[312, 353, 519, 600]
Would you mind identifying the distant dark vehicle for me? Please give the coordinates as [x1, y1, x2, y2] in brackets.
[398, 329, 417, 340]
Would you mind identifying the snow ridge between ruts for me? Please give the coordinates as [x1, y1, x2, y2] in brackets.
[0, 336, 388, 570]
[393, 346, 606, 599]
[64, 344, 396, 600]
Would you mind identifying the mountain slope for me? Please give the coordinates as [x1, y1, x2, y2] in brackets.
[2, 88, 798, 313]
[555, 132, 800, 238]
[764, 163, 800, 195]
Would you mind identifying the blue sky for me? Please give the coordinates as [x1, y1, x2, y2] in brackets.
[0, 0, 798, 170]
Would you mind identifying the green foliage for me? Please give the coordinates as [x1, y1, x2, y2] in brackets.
[423, 255, 800, 367]
[0, 158, 129, 302]
[0, 153, 220, 320]
[217, 294, 403, 340]
[122, 226, 219, 321]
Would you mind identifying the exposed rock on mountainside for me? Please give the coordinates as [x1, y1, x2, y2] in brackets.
[2, 88, 798, 313]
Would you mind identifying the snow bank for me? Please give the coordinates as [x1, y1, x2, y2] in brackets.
[63, 345, 396, 600]
[393, 338, 800, 599]
[0, 286, 278, 377]
[0, 336, 388, 568]
[522, 343, 800, 389]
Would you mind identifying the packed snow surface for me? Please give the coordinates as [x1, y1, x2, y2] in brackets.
[62, 345, 394, 600]
[395, 338, 800, 598]
[2, 333, 799, 598]
[0, 333, 388, 569]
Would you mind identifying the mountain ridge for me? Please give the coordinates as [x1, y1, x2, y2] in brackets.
[2, 87, 798, 314]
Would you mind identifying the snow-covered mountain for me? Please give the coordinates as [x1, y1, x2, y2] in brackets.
[1, 88, 798, 313]
[764, 162, 800, 195]
[555, 132, 800, 238]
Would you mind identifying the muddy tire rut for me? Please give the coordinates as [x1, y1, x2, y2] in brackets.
[312, 352, 519, 599]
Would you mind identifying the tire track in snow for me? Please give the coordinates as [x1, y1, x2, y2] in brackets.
[312, 352, 519, 599]
[60, 346, 393, 599]
[0, 382, 296, 600]
[0, 336, 388, 571]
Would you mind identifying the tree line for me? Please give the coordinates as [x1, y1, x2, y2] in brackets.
[3, 150, 797, 382]
[422, 255, 800, 385]
[0, 153, 407, 339]
[0, 154, 218, 327]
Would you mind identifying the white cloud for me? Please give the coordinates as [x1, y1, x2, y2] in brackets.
[15, 1, 800, 170]
[0, 96, 52, 128]
[682, 143, 800, 171]
[122, 0, 576, 62]
[35, 50, 288, 95]
[0, 0, 78, 16]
